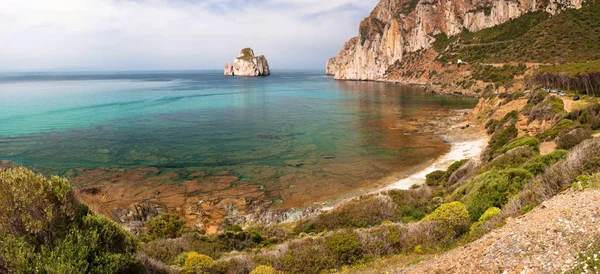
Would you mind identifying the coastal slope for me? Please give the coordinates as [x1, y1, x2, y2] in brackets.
[326, 0, 584, 81]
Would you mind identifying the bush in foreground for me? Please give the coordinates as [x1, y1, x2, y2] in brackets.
[556, 127, 592, 149]
[250, 265, 278, 274]
[421, 201, 470, 235]
[144, 214, 192, 241]
[453, 168, 532, 220]
[0, 167, 144, 273]
[184, 252, 217, 272]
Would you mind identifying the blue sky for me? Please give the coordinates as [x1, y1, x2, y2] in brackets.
[0, 0, 379, 71]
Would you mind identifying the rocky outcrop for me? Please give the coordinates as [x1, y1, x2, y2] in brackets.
[224, 48, 270, 77]
[0, 160, 17, 169]
[327, 0, 585, 81]
[114, 202, 166, 223]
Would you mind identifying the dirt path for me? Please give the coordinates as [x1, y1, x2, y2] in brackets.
[561, 96, 575, 112]
[540, 141, 557, 155]
[396, 190, 600, 274]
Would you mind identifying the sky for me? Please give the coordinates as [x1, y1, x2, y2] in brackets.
[0, 0, 379, 71]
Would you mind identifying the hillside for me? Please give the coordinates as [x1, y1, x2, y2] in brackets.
[436, 3, 600, 64]
[328, 0, 600, 96]
[401, 188, 600, 273]
[326, 0, 587, 81]
[6, 86, 599, 273]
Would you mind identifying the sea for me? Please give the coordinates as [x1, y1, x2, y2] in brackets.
[0, 70, 478, 208]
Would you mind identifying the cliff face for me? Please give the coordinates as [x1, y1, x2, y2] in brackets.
[225, 48, 270, 77]
[326, 0, 584, 81]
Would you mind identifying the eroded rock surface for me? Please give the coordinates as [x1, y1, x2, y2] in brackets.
[326, 0, 584, 81]
[224, 48, 270, 77]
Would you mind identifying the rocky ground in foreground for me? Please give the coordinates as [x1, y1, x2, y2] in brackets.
[396, 189, 600, 273]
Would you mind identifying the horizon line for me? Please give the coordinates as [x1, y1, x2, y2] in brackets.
[0, 68, 326, 74]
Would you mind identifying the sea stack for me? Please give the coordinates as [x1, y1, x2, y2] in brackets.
[224, 48, 270, 76]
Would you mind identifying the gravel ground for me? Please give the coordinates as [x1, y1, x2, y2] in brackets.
[396, 190, 600, 274]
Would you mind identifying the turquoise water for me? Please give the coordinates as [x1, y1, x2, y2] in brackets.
[0, 70, 477, 206]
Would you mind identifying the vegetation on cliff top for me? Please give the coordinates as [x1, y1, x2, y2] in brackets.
[436, 3, 600, 64]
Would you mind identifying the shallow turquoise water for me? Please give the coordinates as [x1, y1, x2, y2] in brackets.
[0, 70, 477, 204]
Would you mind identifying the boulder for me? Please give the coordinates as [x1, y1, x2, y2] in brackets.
[224, 48, 270, 77]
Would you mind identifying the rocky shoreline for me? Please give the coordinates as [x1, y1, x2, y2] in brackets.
[66, 101, 484, 232]
[245, 106, 487, 226]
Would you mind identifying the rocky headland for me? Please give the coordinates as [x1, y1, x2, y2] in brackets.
[326, 0, 586, 95]
[224, 48, 270, 77]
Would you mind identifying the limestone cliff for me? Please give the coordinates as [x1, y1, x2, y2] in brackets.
[225, 48, 270, 77]
[326, 0, 584, 81]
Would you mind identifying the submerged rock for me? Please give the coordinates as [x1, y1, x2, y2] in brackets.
[224, 48, 270, 77]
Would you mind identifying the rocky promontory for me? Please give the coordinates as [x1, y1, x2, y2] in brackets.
[224, 48, 270, 77]
[326, 0, 585, 81]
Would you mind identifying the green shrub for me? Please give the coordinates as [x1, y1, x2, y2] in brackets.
[251, 265, 279, 274]
[572, 238, 600, 273]
[425, 170, 446, 186]
[0, 167, 144, 273]
[425, 160, 469, 187]
[0, 167, 75, 244]
[516, 139, 600, 210]
[175, 252, 190, 266]
[488, 124, 519, 157]
[184, 252, 216, 272]
[399, 205, 427, 223]
[478, 207, 502, 222]
[469, 207, 502, 237]
[471, 64, 526, 86]
[521, 149, 568, 175]
[591, 116, 600, 130]
[528, 90, 549, 105]
[421, 201, 470, 234]
[446, 160, 469, 178]
[557, 128, 592, 149]
[142, 229, 274, 264]
[226, 224, 243, 233]
[454, 168, 532, 220]
[537, 119, 575, 141]
[35, 215, 142, 274]
[324, 230, 363, 266]
[528, 96, 565, 123]
[294, 194, 406, 234]
[145, 214, 191, 241]
[500, 136, 540, 153]
[572, 172, 600, 190]
[280, 237, 333, 273]
[489, 146, 538, 169]
[487, 111, 520, 135]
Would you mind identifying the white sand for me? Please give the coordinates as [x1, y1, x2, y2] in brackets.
[382, 138, 486, 190]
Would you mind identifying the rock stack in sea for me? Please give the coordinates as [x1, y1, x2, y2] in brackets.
[224, 48, 270, 77]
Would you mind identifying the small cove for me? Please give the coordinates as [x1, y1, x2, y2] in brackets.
[0, 70, 478, 225]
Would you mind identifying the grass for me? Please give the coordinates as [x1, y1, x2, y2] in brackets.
[436, 3, 600, 64]
[236, 48, 256, 61]
[471, 64, 527, 87]
[538, 60, 600, 77]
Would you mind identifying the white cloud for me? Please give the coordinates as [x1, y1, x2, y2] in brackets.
[0, 0, 378, 71]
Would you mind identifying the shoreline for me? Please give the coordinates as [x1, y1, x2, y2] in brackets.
[381, 137, 486, 191]
[269, 108, 488, 224]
